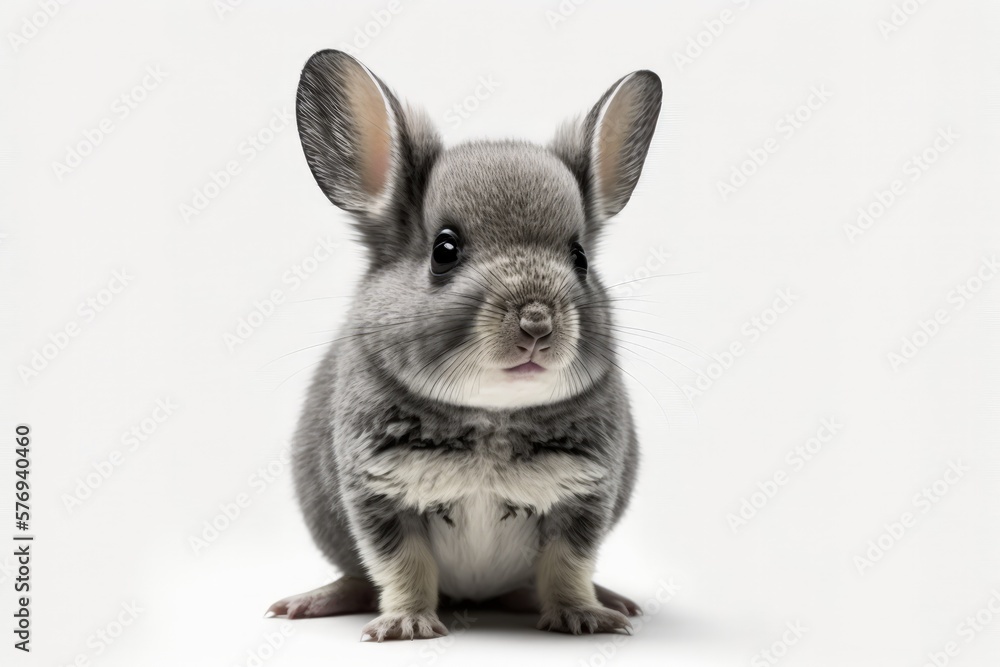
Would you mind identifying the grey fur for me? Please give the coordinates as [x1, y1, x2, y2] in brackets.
[285, 50, 661, 639]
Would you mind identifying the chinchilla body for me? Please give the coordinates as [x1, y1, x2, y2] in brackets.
[278, 50, 661, 638]
[295, 329, 638, 601]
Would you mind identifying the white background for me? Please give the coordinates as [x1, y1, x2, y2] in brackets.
[2, 1, 999, 665]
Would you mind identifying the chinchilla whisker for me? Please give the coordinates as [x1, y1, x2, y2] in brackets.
[573, 295, 663, 306]
[441, 287, 508, 315]
[614, 350, 699, 422]
[575, 303, 665, 315]
[444, 345, 489, 404]
[366, 324, 480, 362]
[472, 263, 520, 305]
[288, 295, 355, 303]
[582, 332, 699, 417]
[282, 315, 476, 350]
[302, 309, 488, 335]
[566, 348, 600, 402]
[425, 335, 485, 402]
[259, 339, 341, 368]
[603, 325, 713, 361]
[458, 264, 499, 290]
[340, 312, 482, 334]
[443, 291, 507, 317]
[354, 315, 481, 331]
[414, 339, 475, 391]
[575, 338, 678, 427]
[598, 271, 702, 292]
[266, 319, 478, 370]
[594, 332, 703, 376]
[273, 358, 326, 391]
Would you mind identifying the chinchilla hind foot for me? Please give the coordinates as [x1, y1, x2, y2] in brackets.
[266, 575, 378, 619]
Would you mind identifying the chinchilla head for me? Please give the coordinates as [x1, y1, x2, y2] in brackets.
[296, 50, 661, 409]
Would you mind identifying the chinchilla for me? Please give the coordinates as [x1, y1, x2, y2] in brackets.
[267, 50, 661, 641]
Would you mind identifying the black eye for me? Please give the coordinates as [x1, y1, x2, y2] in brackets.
[571, 241, 588, 276]
[431, 229, 461, 275]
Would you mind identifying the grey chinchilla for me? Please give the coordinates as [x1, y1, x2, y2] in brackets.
[266, 50, 662, 641]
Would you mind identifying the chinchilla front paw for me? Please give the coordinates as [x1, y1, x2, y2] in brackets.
[537, 605, 632, 635]
[361, 610, 449, 642]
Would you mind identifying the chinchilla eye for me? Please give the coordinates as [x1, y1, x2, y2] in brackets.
[431, 229, 461, 275]
[571, 241, 588, 276]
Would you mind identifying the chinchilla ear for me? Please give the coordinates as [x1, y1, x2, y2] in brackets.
[296, 50, 441, 253]
[550, 71, 661, 230]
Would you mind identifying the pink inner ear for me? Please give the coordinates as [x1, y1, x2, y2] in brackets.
[348, 68, 394, 199]
[595, 81, 635, 206]
[366, 141, 390, 196]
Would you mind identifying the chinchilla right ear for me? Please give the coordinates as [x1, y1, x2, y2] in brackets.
[550, 70, 662, 235]
[296, 50, 442, 257]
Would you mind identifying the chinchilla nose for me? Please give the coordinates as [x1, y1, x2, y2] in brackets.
[518, 303, 553, 350]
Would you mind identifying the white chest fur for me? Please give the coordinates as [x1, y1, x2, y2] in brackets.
[358, 432, 605, 600]
[430, 493, 539, 601]
[362, 435, 604, 513]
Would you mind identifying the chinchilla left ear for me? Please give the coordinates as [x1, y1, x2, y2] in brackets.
[296, 50, 441, 256]
[550, 71, 662, 231]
